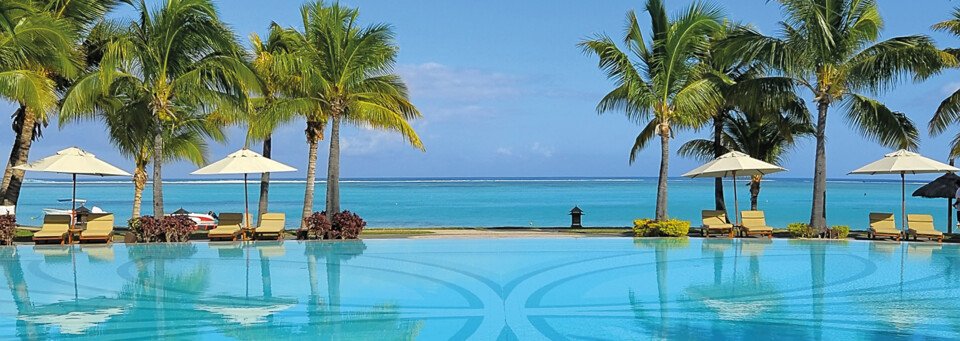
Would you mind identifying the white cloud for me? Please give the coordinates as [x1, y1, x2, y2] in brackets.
[495, 147, 513, 156]
[397, 62, 522, 101]
[530, 142, 554, 158]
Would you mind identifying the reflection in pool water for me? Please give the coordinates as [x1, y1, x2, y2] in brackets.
[0, 238, 959, 339]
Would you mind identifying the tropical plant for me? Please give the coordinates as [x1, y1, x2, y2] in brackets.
[698, 22, 805, 212]
[580, 0, 723, 220]
[831, 225, 850, 239]
[633, 218, 690, 237]
[246, 23, 310, 224]
[60, 93, 218, 218]
[679, 107, 813, 210]
[787, 222, 815, 238]
[721, 0, 950, 229]
[0, 0, 122, 205]
[63, 0, 256, 217]
[930, 9, 960, 157]
[296, 1, 423, 217]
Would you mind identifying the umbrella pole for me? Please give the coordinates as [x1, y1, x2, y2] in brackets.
[901, 172, 906, 237]
[72, 173, 77, 229]
[733, 171, 740, 225]
[244, 173, 250, 229]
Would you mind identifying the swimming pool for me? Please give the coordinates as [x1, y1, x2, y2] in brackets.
[0, 238, 957, 340]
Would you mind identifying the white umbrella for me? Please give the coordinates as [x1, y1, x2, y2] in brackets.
[849, 149, 960, 232]
[191, 149, 296, 228]
[14, 147, 131, 227]
[682, 151, 787, 224]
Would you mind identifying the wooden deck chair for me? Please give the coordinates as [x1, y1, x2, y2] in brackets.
[906, 214, 943, 243]
[700, 210, 734, 238]
[253, 213, 286, 241]
[740, 211, 773, 238]
[32, 215, 71, 244]
[80, 213, 114, 243]
[868, 213, 901, 241]
[208, 213, 245, 241]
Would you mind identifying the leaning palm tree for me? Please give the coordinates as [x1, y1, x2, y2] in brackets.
[297, 1, 423, 216]
[63, 0, 257, 217]
[0, 0, 105, 205]
[579, 0, 723, 220]
[930, 9, 960, 156]
[680, 107, 815, 210]
[247, 23, 311, 224]
[722, 0, 948, 229]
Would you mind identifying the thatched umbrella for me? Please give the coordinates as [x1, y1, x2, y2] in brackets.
[911, 172, 960, 233]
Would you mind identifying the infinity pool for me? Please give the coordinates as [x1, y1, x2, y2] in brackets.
[0, 238, 958, 340]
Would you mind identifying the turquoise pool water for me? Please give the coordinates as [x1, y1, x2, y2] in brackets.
[1, 238, 958, 340]
[14, 177, 958, 231]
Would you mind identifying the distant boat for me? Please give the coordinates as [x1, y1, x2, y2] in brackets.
[170, 207, 217, 230]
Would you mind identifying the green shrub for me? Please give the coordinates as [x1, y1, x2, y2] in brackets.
[831, 225, 850, 239]
[788, 222, 815, 238]
[632, 218, 690, 237]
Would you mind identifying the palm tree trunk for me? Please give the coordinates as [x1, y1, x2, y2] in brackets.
[712, 115, 726, 212]
[325, 113, 342, 215]
[750, 177, 761, 211]
[258, 135, 272, 225]
[655, 128, 669, 221]
[809, 101, 828, 230]
[1, 106, 36, 205]
[132, 164, 148, 218]
[152, 115, 164, 217]
[301, 123, 321, 229]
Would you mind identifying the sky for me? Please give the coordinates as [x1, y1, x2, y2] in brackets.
[4, 0, 960, 181]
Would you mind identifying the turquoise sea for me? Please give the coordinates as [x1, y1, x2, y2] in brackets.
[12, 177, 957, 231]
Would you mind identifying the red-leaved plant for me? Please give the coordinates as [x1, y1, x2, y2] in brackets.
[303, 210, 366, 240]
[303, 212, 331, 240]
[129, 215, 195, 243]
[161, 215, 195, 242]
[0, 215, 15, 245]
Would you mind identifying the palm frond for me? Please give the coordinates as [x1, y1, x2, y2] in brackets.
[842, 93, 919, 150]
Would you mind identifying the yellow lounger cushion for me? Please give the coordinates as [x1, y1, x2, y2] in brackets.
[740, 211, 773, 232]
[869, 213, 900, 234]
[907, 214, 943, 236]
[701, 210, 733, 229]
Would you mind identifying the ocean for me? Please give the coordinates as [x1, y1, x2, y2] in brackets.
[12, 177, 957, 231]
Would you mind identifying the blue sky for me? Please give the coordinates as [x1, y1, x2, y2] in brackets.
[4, 0, 960, 180]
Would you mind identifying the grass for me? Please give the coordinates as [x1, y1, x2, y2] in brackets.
[361, 228, 434, 235]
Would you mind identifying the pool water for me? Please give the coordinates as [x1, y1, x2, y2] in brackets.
[1, 238, 958, 340]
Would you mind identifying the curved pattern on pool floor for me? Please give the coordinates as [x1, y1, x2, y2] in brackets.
[1, 238, 959, 340]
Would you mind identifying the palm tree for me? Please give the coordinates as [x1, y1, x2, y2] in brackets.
[60, 91, 219, 218]
[579, 0, 723, 220]
[699, 22, 802, 213]
[722, 0, 948, 229]
[930, 9, 960, 156]
[63, 0, 257, 217]
[247, 23, 310, 225]
[680, 107, 815, 210]
[0, 0, 117, 205]
[297, 1, 423, 216]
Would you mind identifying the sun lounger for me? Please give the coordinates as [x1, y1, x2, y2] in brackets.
[80, 213, 114, 243]
[32, 215, 72, 244]
[906, 214, 943, 243]
[868, 212, 901, 241]
[700, 210, 734, 238]
[208, 213, 246, 241]
[739, 211, 773, 238]
[253, 213, 286, 241]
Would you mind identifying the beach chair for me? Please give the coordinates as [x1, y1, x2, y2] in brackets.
[739, 211, 773, 238]
[80, 213, 114, 244]
[906, 214, 943, 243]
[253, 213, 286, 241]
[700, 210, 734, 238]
[208, 213, 246, 241]
[868, 212, 901, 241]
[32, 215, 71, 244]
